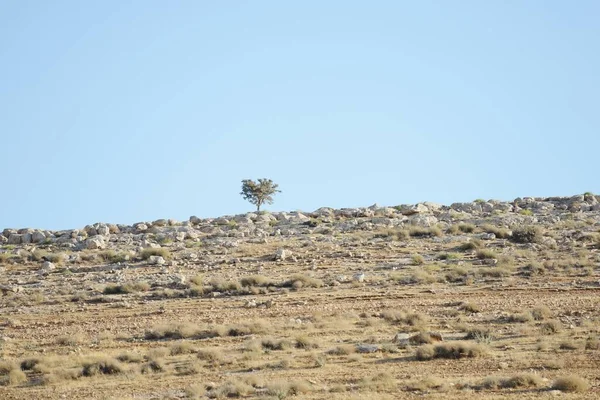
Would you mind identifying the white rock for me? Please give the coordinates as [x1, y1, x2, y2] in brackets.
[148, 256, 165, 266]
[86, 237, 106, 250]
[40, 261, 56, 274]
[8, 234, 22, 245]
[31, 231, 46, 243]
[275, 248, 292, 261]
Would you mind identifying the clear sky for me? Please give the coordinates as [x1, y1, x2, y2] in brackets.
[1, 1, 599, 230]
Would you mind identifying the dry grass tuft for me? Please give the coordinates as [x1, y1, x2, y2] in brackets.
[416, 342, 487, 360]
[551, 375, 590, 392]
[358, 372, 397, 391]
[140, 247, 171, 260]
[81, 357, 124, 377]
[103, 282, 150, 294]
[540, 320, 562, 335]
[327, 344, 356, 356]
[479, 373, 543, 389]
[531, 305, 553, 321]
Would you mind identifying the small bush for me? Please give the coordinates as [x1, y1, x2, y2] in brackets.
[416, 342, 486, 360]
[511, 226, 542, 244]
[281, 274, 323, 289]
[459, 302, 480, 314]
[531, 305, 552, 321]
[98, 250, 128, 263]
[261, 337, 291, 351]
[208, 278, 241, 292]
[458, 223, 476, 233]
[170, 342, 196, 355]
[240, 275, 274, 287]
[103, 282, 150, 295]
[476, 249, 497, 260]
[140, 360, 166, 374]
[295, 335, 317, 349]
[81, 357, 124, 376]
[540, 320, 562, 335]
[145, 323, 200, 340]
[551, 375, 590, 392]
[409, 226, 442, 238]
[140, 247, 171, 260]
[559, 340, 580, 350]
[55, 334, 83, 346]
[411, 254, 425, 265]
[508, 312, 533, 323]
[458, 240, 481, 251]
[116, 352, 143, 363]
[480, 373, 542, 389]
[327, 345, 356, 355]
[480, 224, 511, 239]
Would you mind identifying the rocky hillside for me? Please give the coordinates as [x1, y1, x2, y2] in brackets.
[0, 193, 599, 399]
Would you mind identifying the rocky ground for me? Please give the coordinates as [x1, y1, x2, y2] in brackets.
[0, 194, 599, 399]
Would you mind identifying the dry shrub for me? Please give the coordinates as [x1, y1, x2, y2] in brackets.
[20, 358, 41, 371]
[531, 305, 553, 321]
[197, 349, 225, 365]
[170, 342, 196, 355]
[98, 250, 128, 263]
[209, 277, 241, 292]
[116, 352, 143, 363]
[358, 372, 397, 391]
[559, 340, 580, 350]
[464, 327, 494, 343]
[402, 270, 438, 284]
[0, 361, 17, 374]
[551, 375, 590, 392]
[103, 282, 150, 295]
[327, 344, 356, 356]
[411, 254, 425, 265]
[261, 337, 291, 351]
[409, 226, 442, 238]
[295, 335, 318, 349]
[416, 342, 486, 361]
[266, 380, 312, 397]
[508, 311, 533, 323]
[476, 249, 497, 260]
[481, 224, 511, 239]
[478, 266, 513, 278]
[209, 379, 254, 398]
[185, 384, 206, 399]
[140, 247, 171, 260]
[406, 376, 446, 392]
[479, 373, 542, 389]
[55, 334, 84, 346]
[540, 320, 562, 335]
[81, 357, 124, 377]
[458, 240, 481, 251]
[281, 274, 323, 289]
[145, 323, 200, 340]
[140, 360, 166, 374]
[381, 310, 428, 329]
[511, 226, 542, 244]
[239, 275, 274, 287]
[226, 321, 267, 337]
[7, 369, 27, 386]
[585, 337, 600, 350]
[409, 332, 439, 345]
[459, 301, 480, 314]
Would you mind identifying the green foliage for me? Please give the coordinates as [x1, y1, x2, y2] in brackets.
[240, 178, 281, 211]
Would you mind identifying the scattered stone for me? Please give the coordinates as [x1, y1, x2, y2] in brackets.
[148, 256, 166, 266]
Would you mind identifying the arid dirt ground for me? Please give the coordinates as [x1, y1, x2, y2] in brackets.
[1, 196, 599, 399]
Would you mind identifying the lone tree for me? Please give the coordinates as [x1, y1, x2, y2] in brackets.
[240, 178, 281, 212]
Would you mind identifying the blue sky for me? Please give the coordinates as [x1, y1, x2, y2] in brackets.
[1, 1, 598, 230]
